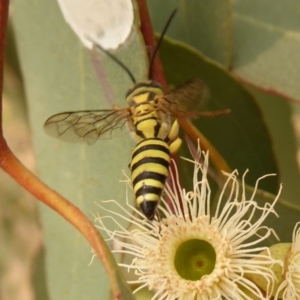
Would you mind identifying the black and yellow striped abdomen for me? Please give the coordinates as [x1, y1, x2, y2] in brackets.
[130, 138, 170, 220]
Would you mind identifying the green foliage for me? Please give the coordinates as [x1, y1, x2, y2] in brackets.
[12, 0, 145, 299]
[148, 0, 300, 242]
[8, 0, 300, 299]
[160, 37, 278, 194]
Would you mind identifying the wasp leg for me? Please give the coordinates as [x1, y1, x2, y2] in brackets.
[170, 138, 182, 154]
[168, 119, 180, 140]
[167, 120, 182, 154]
[157, 121, 170, 140]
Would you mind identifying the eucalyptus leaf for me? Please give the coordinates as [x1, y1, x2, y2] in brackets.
[242, 86, 300, 240]
[12, 0, 146, 299]
[244, 86, 300, 208]
[232, 1, 300, 100]
[148, 1, 300, 101]
[159, 37, 279, 194]
[160, 37, 300, 242]
[147, 0, 232, 67]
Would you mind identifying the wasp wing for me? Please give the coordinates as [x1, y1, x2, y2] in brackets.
[44, 109, 130, 145]
[161, 78, 211, 117]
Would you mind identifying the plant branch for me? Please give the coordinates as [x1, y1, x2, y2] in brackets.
[0, 144, 129, 298]
[136, 0, 167, 88]
[0, 2, 132, 298]
[179, 118, 232, 173]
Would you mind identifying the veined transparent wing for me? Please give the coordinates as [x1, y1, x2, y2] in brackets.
[160, 78, 211, 117]
[44, 109, 130, 145]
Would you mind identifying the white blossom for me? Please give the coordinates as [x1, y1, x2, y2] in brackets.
[96, 148, 281, 299]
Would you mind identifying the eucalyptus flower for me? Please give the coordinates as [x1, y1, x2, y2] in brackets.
[274, 222, 300, 299]
[96, 148, 281, 299]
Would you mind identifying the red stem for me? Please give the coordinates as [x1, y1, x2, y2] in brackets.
[0, 2, 130, 298]
[137, 0, 168, 88]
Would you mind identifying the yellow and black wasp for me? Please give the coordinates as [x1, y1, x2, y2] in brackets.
[44, 74, 210, 220]
[44, 11, 214, 220]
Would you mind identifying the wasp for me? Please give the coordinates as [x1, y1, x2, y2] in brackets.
[44, 10, 223, 220]
[44, 75, 211, 220]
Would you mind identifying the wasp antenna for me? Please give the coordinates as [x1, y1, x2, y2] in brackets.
[94, 44, 136, 84]
[149, 9, 178, 79]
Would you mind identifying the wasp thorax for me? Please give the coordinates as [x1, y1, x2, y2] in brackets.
[125, 80, 164, 101]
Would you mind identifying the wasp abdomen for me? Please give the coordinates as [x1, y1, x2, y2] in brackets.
[130, 138, 170, 220]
